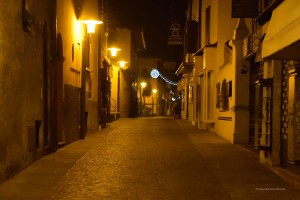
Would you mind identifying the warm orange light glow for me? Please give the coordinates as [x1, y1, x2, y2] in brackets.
[73, 19, 82, 44]
[107, 48, 121, 57]
[141, 82, 147, 88]
[81, 20, 103, 34]
[118, 61, 128, 69]
[152, 89, 157, 94]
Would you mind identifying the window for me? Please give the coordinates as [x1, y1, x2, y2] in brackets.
[216, 83, 220, 108]
[189, 85, 193, 102]
[205, 6, 211, 44]
[259, 0, 274, 14]
[220, 79, 230, 111]
[207, 71, 213, 119]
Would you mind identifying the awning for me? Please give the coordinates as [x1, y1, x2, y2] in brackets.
[262, 0, 300, 60]
[193, 42, 217, 56]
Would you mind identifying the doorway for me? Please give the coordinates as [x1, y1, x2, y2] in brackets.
[254, 78, 273, 151]
[287, 72, 300, 164]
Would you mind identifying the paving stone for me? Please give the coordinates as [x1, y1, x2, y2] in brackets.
[0, 117, 300, 200]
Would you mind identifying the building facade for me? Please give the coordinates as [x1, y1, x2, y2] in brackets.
[257, 0, 300, 167]
[0, 0, 57, 183]
[109, 28, 146, 120]
[176, 0, 251, 142]
[177, 0, 300, 169]
[0, 0, 143, 183]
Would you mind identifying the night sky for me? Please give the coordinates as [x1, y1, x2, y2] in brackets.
[109, 0, 186, 62]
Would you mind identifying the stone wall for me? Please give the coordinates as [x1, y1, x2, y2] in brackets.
[0, 0, 54, 183]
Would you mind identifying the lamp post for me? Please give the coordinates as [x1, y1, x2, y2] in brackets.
[152, 89, 157, 114]
[79, 19, 102, 139]
[140, 82, 147, 117]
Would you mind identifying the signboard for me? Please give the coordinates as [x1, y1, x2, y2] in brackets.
[232, 0, 258, 18]
[168, 23, 183, 45]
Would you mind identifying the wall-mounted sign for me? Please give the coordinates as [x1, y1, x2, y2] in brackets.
[168, 23, 183, 45]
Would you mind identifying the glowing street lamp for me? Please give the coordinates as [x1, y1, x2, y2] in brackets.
[107, 48, 121, 57]
[141, 82, 147, 88]
[118, 61, 128, 70]
[81, 20, 103, 34]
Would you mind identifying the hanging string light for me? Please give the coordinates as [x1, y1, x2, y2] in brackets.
[150, 69, 178, 86]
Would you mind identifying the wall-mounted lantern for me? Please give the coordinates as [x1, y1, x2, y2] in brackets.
[107, 48, 121, 57]
[81, 20, 103, 34]
[118, 61, 128, 70]
[141, 82, 147, 89]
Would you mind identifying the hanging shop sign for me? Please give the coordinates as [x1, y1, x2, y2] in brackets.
[168, 23, 183, 45]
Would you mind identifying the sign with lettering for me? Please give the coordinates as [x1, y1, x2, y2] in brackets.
[168, 23, 183, 45]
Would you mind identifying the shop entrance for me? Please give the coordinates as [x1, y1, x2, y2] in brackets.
[254, 78, 273, 151]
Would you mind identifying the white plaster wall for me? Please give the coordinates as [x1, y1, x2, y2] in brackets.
[217, 62, 234, 143]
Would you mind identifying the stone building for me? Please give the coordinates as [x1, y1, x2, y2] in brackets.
[176, 0, 300, 169]
[0, 0, 57, 182]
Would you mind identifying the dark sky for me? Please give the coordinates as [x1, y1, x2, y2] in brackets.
[109, 0, 186, 62]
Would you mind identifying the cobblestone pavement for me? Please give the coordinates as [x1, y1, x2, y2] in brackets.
[1, 117, 300, 200]
[42, 118, 231, 200]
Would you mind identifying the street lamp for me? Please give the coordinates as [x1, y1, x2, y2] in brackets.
[107, 47, 121, 57]
[141, 82, 147, 88]
[79, 19, 102, 139]
[118, 61, 128, 70]
[152, 89, 157, 115]
[140, 82, 147, 116]
[81, 20, 103, 34]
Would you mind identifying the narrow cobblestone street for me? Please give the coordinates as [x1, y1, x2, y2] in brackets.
[0, 117, 300, 200]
